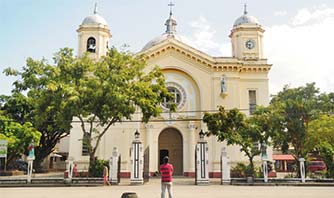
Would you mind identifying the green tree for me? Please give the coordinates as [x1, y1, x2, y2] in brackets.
[305, 115, 334, 177]
[2, 49, 81, 170]
[270, 83, 320, 159]
[318, 92, 334, 114]
[0, 93, 33, 123]
[3, 47, 172, 173]
[0, 115, 41, 165]
[68, 48, 172, 169]
[203, 107, 278, 176]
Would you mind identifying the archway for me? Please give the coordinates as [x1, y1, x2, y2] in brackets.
[158, 128, 183, 176]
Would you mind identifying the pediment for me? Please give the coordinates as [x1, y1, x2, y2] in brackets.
[140, 38, 216, 67]
[139, 38, 271, 73]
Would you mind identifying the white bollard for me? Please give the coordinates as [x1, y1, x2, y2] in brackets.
[68, 160, 74, 179]
[299, 158, 305, 183]
[262, 160, 268, 183]
[261, 142, 268, 183]
[66, 156, 74, 183]
[109, 147, 119, 185]
[221, 147, 230, 185]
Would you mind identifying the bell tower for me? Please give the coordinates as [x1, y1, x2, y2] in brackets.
[230, 4, 264, 60]
[77, 3, 111, 59]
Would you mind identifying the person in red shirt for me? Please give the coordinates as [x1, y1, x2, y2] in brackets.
[160, 156, 174, 198]
[73, 164, 78, 177]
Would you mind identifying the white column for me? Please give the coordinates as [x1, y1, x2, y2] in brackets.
[299, 158, 306, 183]
[188, 121, 196, 173]
[221, 147, 231, 185]
[145, 124, 154, 174]
[109, 147, 119, 185]
[67, 157, 74, 180]
[195, 131, 209, 185]
[130, 132, 143, 185]
[262, 160, 268, 183]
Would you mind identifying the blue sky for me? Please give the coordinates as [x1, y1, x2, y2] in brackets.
[1, 0, 334, 95]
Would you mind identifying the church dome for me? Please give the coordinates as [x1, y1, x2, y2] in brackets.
[233, 5, 260, 27]
[82, 14, 108, 26]
[142, 9, 184, 51]
[142, 33, 184, 51]
[233, 15, 259, 27]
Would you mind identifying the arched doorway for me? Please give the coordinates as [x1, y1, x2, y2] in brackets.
[158, 128, 183, 176]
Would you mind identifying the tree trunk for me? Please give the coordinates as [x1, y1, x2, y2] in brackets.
[34, 145, 53, 172]
[249, 157, 255, 177]
[89, 153, 96, 165]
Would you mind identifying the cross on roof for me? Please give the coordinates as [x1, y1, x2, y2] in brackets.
[168, 1, 175, 15]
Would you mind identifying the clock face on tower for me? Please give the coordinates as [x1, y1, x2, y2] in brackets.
[245, 39, 255, 50]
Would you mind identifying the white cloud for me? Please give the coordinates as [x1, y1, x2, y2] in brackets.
[185, 6, 334, 95]
[274, 10, 288, 16]
[266, 5, 334, 94]
[291, 5, 334, 26]
[186, 16, 221, 55]
[219, 43, 232, 57]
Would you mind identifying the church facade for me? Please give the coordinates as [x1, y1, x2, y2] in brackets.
[67, 5, 272, 177]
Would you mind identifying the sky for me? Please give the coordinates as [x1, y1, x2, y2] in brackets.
[1, 0, 334, 96]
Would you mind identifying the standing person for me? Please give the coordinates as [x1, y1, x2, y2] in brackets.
[103, 165, 110, 186]
[27, 140, 35, 160]
[160, 156, 174, 198]
[73, 164, 78, 177]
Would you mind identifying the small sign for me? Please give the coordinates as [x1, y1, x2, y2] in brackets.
[0, 140, 8, 158]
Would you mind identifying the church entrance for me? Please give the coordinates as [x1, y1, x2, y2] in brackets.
[158, 128, 183, 176]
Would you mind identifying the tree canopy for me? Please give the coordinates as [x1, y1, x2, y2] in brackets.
[2, 49, 82, 169]
[270, 83, 320, 159]
[66, 48, 173, 167]
[203, 106, 279, 176]
[305, 115, 334, 177]
[0, 114, 41, 165]
[3, 47, 173, 171]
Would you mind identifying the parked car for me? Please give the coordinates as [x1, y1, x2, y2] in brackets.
[308, 161, 326, 172]
[8, 159, 28, 172]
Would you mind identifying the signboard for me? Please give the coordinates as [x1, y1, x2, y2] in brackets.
[0, 140, 8, 158]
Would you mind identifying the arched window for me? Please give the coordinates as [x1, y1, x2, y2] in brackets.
[86, 37, 96, 53]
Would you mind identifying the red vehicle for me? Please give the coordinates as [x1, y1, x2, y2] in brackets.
[308, 161, 326, 172]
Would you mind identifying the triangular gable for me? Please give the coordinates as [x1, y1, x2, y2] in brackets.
[139, 37, 271, 73]
[139, 38, 217, 69]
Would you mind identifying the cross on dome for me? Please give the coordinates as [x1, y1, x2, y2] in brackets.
[168, 1, 175, 16]
[244, 3, 248, 15]
[94, 2, 98, 14]
[165, 1, 177, 34]
[233, 3, 260, 27]
[81, 2, 108, 26]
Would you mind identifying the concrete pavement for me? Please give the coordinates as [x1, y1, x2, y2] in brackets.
[1, 178, 334, 198]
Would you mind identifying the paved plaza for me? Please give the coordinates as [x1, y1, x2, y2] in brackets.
[1, 178, 334, 198]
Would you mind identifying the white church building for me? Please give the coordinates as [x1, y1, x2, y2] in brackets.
[65, 4, 272, 177]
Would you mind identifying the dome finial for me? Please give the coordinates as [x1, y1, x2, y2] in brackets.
[94, 2, 98, 14]
[244, 3, 248, 15]
[165, 1, 177, 34]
